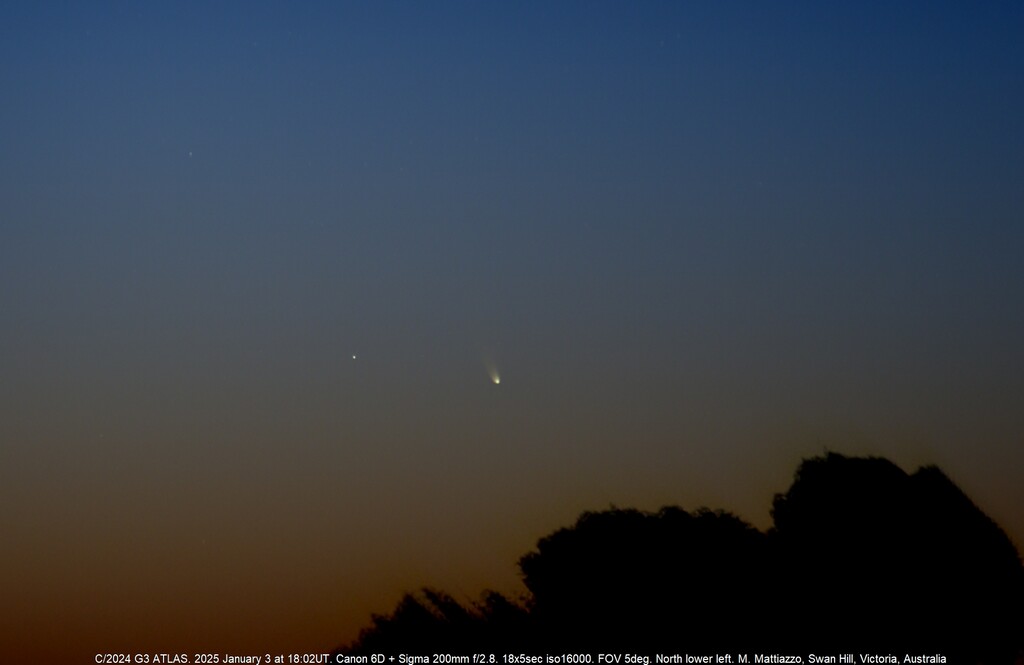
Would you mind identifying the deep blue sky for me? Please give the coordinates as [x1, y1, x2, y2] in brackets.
[2, 2, 1023, 660]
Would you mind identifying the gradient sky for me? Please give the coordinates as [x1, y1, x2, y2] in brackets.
[2, 2, 1023, 662]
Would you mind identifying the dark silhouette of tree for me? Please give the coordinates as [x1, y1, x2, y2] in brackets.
[342, 589, 530, 653]
[518, 507, 769, 650]
[334, 453, 1024, 663]
[769, 453, 1024, 662]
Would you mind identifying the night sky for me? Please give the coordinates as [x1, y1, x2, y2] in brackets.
[2, 2, 1023, 661]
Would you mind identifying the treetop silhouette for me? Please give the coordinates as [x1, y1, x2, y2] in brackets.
[336, 453, 1024, 664]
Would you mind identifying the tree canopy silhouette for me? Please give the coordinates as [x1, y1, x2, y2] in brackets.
[334, 453, 1024, 663]
[768, 454, 1024, 660]
[519, 506, 769, 650]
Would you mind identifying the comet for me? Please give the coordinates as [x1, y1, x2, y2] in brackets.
[483, 356, 501, 385]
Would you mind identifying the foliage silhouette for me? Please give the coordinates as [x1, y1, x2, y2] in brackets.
[519, 507, 769, 650]
[768, 454, 1024, 661]
[339, 589, 530, 654]
[334, 454, 1024, 663]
